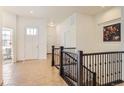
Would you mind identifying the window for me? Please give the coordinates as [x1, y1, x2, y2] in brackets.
[2, 29, 12, 47]
[26, 28, 37, 36]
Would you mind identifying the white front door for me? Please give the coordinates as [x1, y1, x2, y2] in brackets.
[24, 27, 39, 60]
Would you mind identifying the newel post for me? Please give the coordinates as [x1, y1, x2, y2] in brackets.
[60, 46, 64, 76]
[51, 45, 55, 66]
[77, 51, 83, 86]
[93, 72, 96, 86]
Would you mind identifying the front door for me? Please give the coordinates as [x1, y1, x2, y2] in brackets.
[24, 27, 39, 60]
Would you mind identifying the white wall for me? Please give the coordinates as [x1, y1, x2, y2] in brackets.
[17, 16, 47, 60]
[2, 12, 17, 28]
[47, 26, 57, 53]
[56, 14, 77, 48]
[95, 7, 122, 52]
[76, 13, 97, 52]
[96, 7, 121, 24]
[56, 13, 96, 53]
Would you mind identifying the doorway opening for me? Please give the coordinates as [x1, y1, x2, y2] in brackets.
[2, 27, 14, 64]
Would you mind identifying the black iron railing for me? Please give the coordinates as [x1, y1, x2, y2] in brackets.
[61, 50, 96, 86]
[83, 51, 124, 85]
[61, 50, 78, 85]
[77, 51, 96, 86]
[62, 50, 96, 86]
[51, 45, 76, 69]
[51, 45, 124, 86]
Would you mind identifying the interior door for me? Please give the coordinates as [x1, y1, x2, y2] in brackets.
[25, 27, 39, 60]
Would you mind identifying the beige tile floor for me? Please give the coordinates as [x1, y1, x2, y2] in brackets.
[2, 55, 67, 86]
[2, 55, 124, 86]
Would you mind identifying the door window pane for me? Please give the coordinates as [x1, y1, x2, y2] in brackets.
[26, 28, 37, 36]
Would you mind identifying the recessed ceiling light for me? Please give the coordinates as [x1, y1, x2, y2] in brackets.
[30, 10, 33, 14]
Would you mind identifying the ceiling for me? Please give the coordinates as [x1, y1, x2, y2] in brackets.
[1, 6, 113, 24]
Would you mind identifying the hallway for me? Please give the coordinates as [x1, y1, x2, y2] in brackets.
[3, 55, 67, 86]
